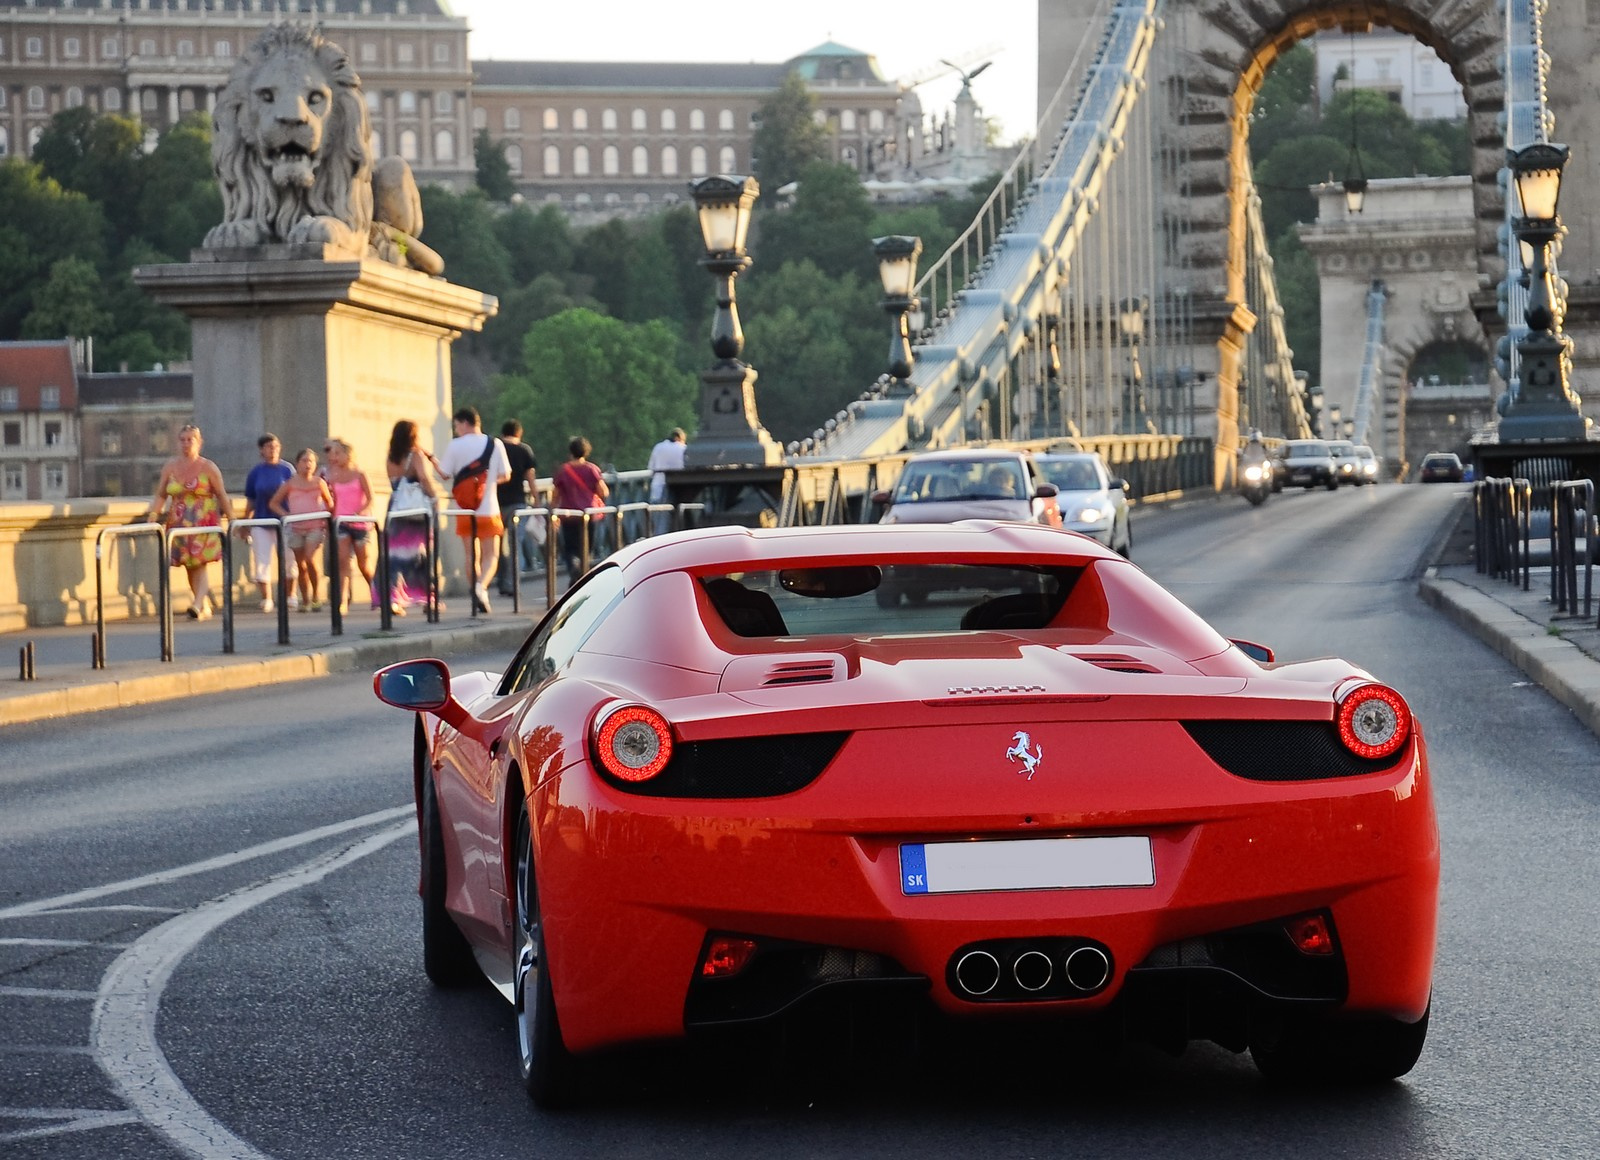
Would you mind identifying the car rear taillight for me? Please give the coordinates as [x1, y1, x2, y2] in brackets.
[700, 936, 758, 978]
[1335, 683, 1411, 760]
[594, 704, 673, 782]
[1283, 913, 1336, 956]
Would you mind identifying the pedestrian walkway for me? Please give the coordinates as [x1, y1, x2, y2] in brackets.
[1417, 498, 1600, 738]
[0, 595, 544, 727]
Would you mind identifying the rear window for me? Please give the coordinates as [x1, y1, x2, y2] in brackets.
[701, 564, 1083, 637]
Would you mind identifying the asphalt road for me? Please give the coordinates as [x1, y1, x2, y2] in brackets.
[2, 480, 1598, 1158]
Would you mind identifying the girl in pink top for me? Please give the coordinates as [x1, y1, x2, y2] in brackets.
[325, 438, 376, 612]
[269, 448, 335, 611]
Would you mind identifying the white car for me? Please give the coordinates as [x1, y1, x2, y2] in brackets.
[1355, 445, 1379, 485]
[1328, 440, 1363, 486]
[1033, 451, 1132, 557]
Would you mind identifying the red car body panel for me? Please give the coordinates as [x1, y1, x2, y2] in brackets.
[393, 522, 1439, 1063]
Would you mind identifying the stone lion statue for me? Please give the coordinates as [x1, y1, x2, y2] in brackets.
[203, 24, 443, 276]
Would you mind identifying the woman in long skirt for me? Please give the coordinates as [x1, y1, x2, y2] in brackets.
[384, 420, 441, 616]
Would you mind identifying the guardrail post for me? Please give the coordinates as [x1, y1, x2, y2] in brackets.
[221, 529, 236, 654]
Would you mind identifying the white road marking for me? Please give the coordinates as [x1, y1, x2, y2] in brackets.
[0, 1107, 142, 1145]
[0, 806, 410, 921]
[0, 937, 129, 948]
[92, 822, 410, 1160]
[0, 985, 97, 1000]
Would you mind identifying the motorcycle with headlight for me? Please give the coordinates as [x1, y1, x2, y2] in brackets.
[1239, 459, 1272, 506]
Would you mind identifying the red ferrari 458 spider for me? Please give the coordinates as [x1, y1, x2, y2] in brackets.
[374, 522, 1438, 1106]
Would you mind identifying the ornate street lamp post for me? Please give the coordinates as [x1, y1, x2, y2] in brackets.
[685, 175, 783, 466]
[873, 234, 922, 393]
[1499, 142, 1586, 440]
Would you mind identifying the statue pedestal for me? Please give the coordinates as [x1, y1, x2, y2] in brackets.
[134, 245, 497, 487]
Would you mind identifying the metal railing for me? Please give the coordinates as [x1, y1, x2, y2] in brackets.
[1549, 479, 1594, 619]
[94, 521, 170, 665]
[1474, 477, 1532, 588]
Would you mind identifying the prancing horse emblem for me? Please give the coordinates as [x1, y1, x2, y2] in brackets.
[1005, 731, 1044, 780]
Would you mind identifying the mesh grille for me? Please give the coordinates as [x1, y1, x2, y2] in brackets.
[1182, 720, 1400, 781]
[601, 731, 849, 798]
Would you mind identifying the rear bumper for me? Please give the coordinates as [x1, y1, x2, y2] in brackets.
[534, 746, 1438, 1054]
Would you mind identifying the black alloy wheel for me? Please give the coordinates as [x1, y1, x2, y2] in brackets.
[514, 799, 581, 1107]
[420, 765, 477, 987]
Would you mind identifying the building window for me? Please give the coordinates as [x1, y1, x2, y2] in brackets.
[505, 144, 522, 174]
[689, 108, 705, 131]
[434, 91, 453, 116]
[45, 463, 65, 494]
[719, 145, 736, 172]
[44, 421, 62, 447]
[0, 90, 6, 109]
[602, 145, 619, 175]
[632, 145, 648, 175]
[148, 422, 169, 455]
[399, 91, 417, 115]
[40, 386, 59, 410]
[215, 41, 232, 58]
[631, 108, 646, 131]
[573, 145, 590, 175]
[504, 107, 521, 131]
[661, 109, 676, 131]
[812, 109, 826, 125]
[66, 88, 84, 109]
[2, 421, 19, 445]
[434, 128, 454, 162]
[26, 36, 43, 58]
[660, 145, 678, 175]
[543, 144, 560, 175]
[433, 42, 450, 64]
[0, 127, 9, 157]
[572, 109, 588, 131]
[689, 145, 707, 176]
[1, 387, 19, 411]
[633, 192, 650, 206]
[399, 129, 418, 161]
[869, 109, 884, 131]
[365, 90, 381, 113]
[2, 465, 21, 496]
[471, 106, 486, 130]
[397, 43, 415, 64]
[719, 109, 734, 131]
[177, 40, 194, 57]
[140, 38, 156, 56]
[27, 87, 45, 111]
[543, 108, 558, 130]
[840, 109, 857, 132]
[371, 129, 383, 157]
[361, 42, 378, 64]
[102, 36, 119, 58]
[601, 108, 617, 132]
[64, 37, 81, 59]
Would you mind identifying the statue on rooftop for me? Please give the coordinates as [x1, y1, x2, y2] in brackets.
[203, 23, 443, 276]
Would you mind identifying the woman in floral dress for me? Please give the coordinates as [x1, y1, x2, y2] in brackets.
[149, 423, 233, 619]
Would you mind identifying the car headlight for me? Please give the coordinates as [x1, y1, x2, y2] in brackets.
[1072, 505, 1105, 523]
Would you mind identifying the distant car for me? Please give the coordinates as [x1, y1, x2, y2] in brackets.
[372, 522, 1438, 1105]
[1034, 451, 1132, 557]
[875, 448, 1062, 529]
[1418, 452, 1465, 483]
[1279, 440, 1339, 490]
[1354, 445, 1380, 485]
[1328, 440, 1362, 486]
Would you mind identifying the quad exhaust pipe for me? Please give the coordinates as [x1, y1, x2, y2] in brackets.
[950, 941, 1112, 1000]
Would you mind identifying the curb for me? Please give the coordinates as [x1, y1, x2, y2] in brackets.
[1418, 572, 1600, 739]
[0, 622, 532, 728]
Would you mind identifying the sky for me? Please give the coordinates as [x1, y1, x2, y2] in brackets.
[445, 0, 1041, 144]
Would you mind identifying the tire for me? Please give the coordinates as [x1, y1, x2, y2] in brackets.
[514, 799, 581, 1108]
[1325, 478, 1338, 492]
[1116, 516, 1132, 558]
[1250, 1001, 1430, 1084]
[420, 768, 477, 988]
[875, 586, 900, 609]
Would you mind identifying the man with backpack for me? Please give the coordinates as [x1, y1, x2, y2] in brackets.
[434, 407, 511, 614]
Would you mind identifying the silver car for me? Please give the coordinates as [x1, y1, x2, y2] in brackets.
[875, 449, 1063, 528]
[1033, 451, 1132, 557]
[1328, 440, 1362, 486]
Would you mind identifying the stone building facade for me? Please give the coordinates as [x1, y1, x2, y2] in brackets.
[77, 369, 192, 499]
[0, 0, 474, 187]
[0, 339, 80, 501]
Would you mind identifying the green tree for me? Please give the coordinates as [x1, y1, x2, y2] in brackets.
[496, 308, 698, 472]
[135, 115, 220, 260]
[20, 257, 113, 341]
[751, 72, 831, 191]
[0, 160, 108, 338]
[754, 161, 876, 281]
[474, 129, 516, 202]
[417, 186, 514, 298]
[30, 108, 145, 237]
[493, 202, 576, 285]
[483, 273, 602, 372]
[97, 239, 193, 371]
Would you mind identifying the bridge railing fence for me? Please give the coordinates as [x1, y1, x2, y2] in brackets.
[1549, 479, 1594, 619]
[1474, 478, 1532, 589]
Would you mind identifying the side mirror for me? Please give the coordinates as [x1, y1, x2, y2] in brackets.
[1112, 477, 1130, 494]
[1034, 482, 1059, 499]
[871, 489, 891, 506]
[1230, 639, 1275, 664]
[374, 658, 450, 710]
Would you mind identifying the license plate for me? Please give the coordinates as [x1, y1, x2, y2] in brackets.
[900, 836, 1154, 895]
